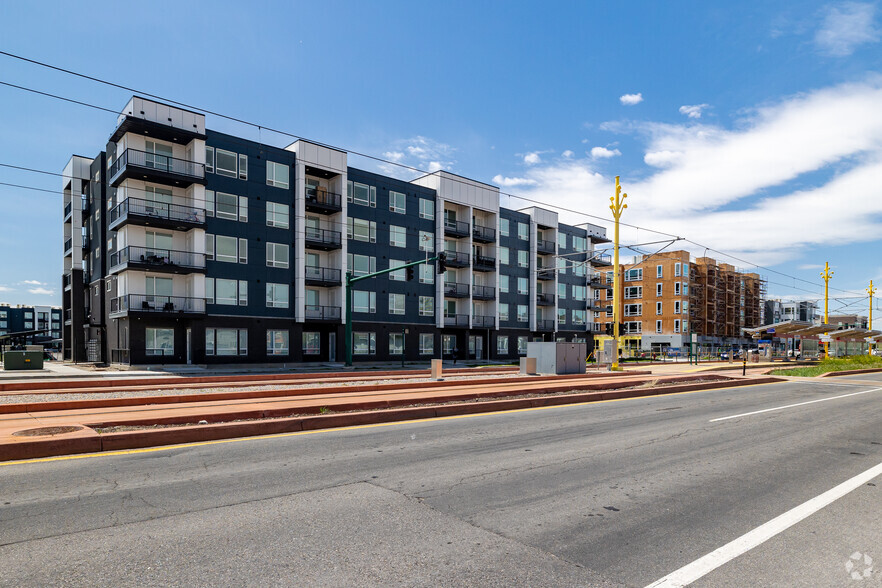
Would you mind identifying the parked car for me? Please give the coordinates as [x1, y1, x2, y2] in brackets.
[720, 349, 744, 360]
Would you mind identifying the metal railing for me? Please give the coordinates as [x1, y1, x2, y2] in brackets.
[472, 224, 496, 242]
[305, 187, 342, 210]
[110, 246, 206, 271]
[444, 314, 469, 327]
[443, 250, 470, 266]
[444, 282, 470, 297]
[62, 273, 71, 288]
[536, 319, 556, 331]
[537, 239, 556, 254]
[110, 294, 206, 315]
[64, 201, 72, 217]
[537, 267, 556, 280]
[109, 148, 205, 183]
[110, 197, 206, 226]
[471, 284, 496, 299]
[443, 219, 470, 237]
[587, 322, 605, 333]
[591, 253, 612, 265]
[472, 315, 495, 328]
[82, 235, 90, 249]
[63, 238, 72, 253]
[536, 293, 555, 305]
[81, 196, 89, 214]
[305, 266, 342, 284]
[305, 226, 342, 248]
[474, 255, 496, 270]
[305, 305, 341, 320]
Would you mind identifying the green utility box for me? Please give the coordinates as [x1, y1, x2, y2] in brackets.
[3, 350, 44, 370]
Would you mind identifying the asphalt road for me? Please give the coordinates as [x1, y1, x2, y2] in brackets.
[1, 377, 880, 587]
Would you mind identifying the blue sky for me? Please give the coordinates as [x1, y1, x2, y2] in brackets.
[1, 1, 881, 315]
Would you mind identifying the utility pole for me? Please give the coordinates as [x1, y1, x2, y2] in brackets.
[610, 176, 627, 371]
[868, 280, 876, 355]
[820, 262, 833, 359]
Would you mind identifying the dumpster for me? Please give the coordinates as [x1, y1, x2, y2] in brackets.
[3, 350, 44, 370]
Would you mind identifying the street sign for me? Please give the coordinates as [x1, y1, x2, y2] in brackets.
[818, 334, 832, 343]
[768, 328, 776, 334]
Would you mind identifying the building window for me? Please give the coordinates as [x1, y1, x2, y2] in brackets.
[388, 259, 405, 281]
[146, 328, 174, 356]
[215, 236, 238, 263]
[267, 330, 289, 356]
[348, 218, 377, 243]
[353, 290, 376, 313]
[674, 262, 681, 277]
[674, 300, 681, 314]
[390, 225, 407, 247]
[350, 182, 376, 207]
[500, 276, 509, 293]
[266, 283, 289, 308]
[558, 308, 567, 325]
[206, 328, 248, 356]
[500, 218, 510, 237]
[419, 198, 434, 220]
[625, 303, 642, 317]
[499, 247, 509, 265]
[517, 304, 528, 322]
[389, 333, 404, 355]
[517, 277, 529, 295]
[556, 256, 567, 275]
[517, 336, 528, 355]
[517, 250, 529, 268]
[573, 285, 586, 301]
[625, 286, 642, 299]
[266, 161, 289, 189]
[674, 319, 681, 333]
[419, 264, 434, 284]
[572, 309, 586, 325]
[518, 222, 529, 240]
[442, 335, 456, 354]
[683, 283, 689, 296]
[625, 268, 643, 281]
[419, 333, 434, 354]
[656, 283, 662, 296]
[674, 282, 681, 295]
[497, 336, 509, 354]
[23, 322, 33, 330]
[573, 235, 586, 252]
[624, 321, 642, 334]
[353, 332, 376, 355]
[558, 283, 567, 300]
[348, 254, 376, 277]
[656, 301, 662, 315]
[419, 230, 434, 252]
[266, 202, 289, 228]
[205, 146, 215, 173]
[499, 303, 509, 321]
[302, 332, 320, 355]
[389, 293, 405, 315]
[558, 233, 567, 249]
[389, 190, 406, 214]
[266, 243, 289, 268]
[238, 154, 248, 180]
[419, 296, 434, 316]
[656, 320, 662, 333]
[656, 265, 663, 278]
[215, 149, 238, 178]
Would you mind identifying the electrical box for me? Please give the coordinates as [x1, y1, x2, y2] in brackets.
[527, 342, 587, 375]
[3, 350, 44, 370]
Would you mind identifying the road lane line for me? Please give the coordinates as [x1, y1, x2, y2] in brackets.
[645, 459, 882, 588]
[710, 387, 882, 422]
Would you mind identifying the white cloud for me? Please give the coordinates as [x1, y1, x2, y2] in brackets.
[0, 286, 13, 292]
[643, 150, 684, 167]
[491, 175, 537, 187]
[815, 2, 880, 56]
[28, 287, 54, 296]
[383, 151, 405, 162]
[376, 136, 456, 178]
[679, 104, 710, 119]
[523, 152, 542, 165]
[798, 263, 824, 270]
[620, 93, 644, 105]
[562, 150, 574, 158]
[21, 280, 44, 286]
[590, 146, 622, 159]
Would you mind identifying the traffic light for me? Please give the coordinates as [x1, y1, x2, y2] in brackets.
[406, 265, 415, 281]
[436, 252, 447, 274]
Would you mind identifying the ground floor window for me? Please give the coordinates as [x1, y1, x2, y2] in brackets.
[419, 333, 434, 355]
[267, 330, 289, 356]
[353, 332, 376, 355]
[146, 328, 174, 356]
[442, 334, 456, 354]
[517, 336, 528, 355]
[389, 332, 404, 355]
[497, 336, 509, 354]
[206, 328, 248, 356]
[303, 332, 320, 355]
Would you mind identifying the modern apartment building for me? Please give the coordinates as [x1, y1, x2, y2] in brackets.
[594, 250, 766, 353]
[0, 304, 62, 346]
[62, 96, 613, 365]
[763, 299, 819, 324]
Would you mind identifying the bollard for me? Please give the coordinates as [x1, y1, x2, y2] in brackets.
[742, 358, 747, 376]
[431, 358, 443, 380]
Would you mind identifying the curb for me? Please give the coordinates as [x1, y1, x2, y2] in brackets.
[819, 367, 882, 378]
[0, 376, 781, 462]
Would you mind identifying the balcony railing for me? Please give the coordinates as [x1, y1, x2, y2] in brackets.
[444, 219, 470, 238]
[305, 305, 341, 321]
[305, 266, 342, 286]
[473, 255, 496, 271]
[537, 267, 556, 280]
[443, 250, 470, 267]
[536, 293, 556, 306]
[82, 235, 90, 249]
[591, 253, 612, 266]
[536, 319, 556, 331]
[64, 201, 72, 218]
[472, 224, 496, 243]
[81, 196, 89, 214]
[444, 282, 470, 298]
[588, 301, 608, 312]
[587, 322, 605, 333]
[472, 315, 495, 328]
[109, 197, 206, 229]
[537, 239, 556, 254]
[305, 226, 342, 250]
[110, 294, 206, 315]
[471, 284, 496, 300]
[444, 314, 469, 327]
[63, 238, 72, 253]
[588, 273, 607, 287]
[62, 273, 71, 289]
[305, 187, 343, 214]
[108, 148, 205, 186]
[110, 246, 206, 272]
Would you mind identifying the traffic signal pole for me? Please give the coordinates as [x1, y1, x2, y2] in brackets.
[344, 255, 441, 367]
[609, 177, 628, 371]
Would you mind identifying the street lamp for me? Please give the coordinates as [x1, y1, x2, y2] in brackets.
[609, 176, 627, 371]
[820, 262, 833, 359]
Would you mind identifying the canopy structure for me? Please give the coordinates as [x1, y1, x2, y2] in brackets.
[743, 321, 880, 341]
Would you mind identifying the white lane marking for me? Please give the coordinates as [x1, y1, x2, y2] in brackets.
[645, 459, 882, 588]
[710, 387, 882, 422]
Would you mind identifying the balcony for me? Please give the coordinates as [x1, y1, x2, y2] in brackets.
[63, 238, 72, 255]
[108, 148, 205, 188]
[536, 319, 556, 331]
[537, 239, 556, 254]
[305, 187, 343, 214]
[109, 246, 206, 275]
[591, 253, 612, 267]
[537, 267, 556, 281]
[110, 294, 206, 317]
[305, 305, 341, 321]
[472, 224, 496, 243]
[62, 273, 72, 290]
[110, 114, 206, 144]
[305, 266, 342, 287]
[444, 219, 470, 238]
[305, 227, 342, 250]
[588, 273, 606, 287]
[81, 196, 89, 215]
[473, 255, 496, 271]
[63, 201, 72, 219]
[81, 235, 90, 249]
[472, 315, 495, 328]
[587, 322, 605, 333]
[109, 197, 206, 232]
[588, 301, 608, 312]
[536, 293, 555, 306]
[444, 314, 469, 328]
[444, 250, 470, 268]
[471, 284, 496, 300]
[444, 282, 470, 298]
